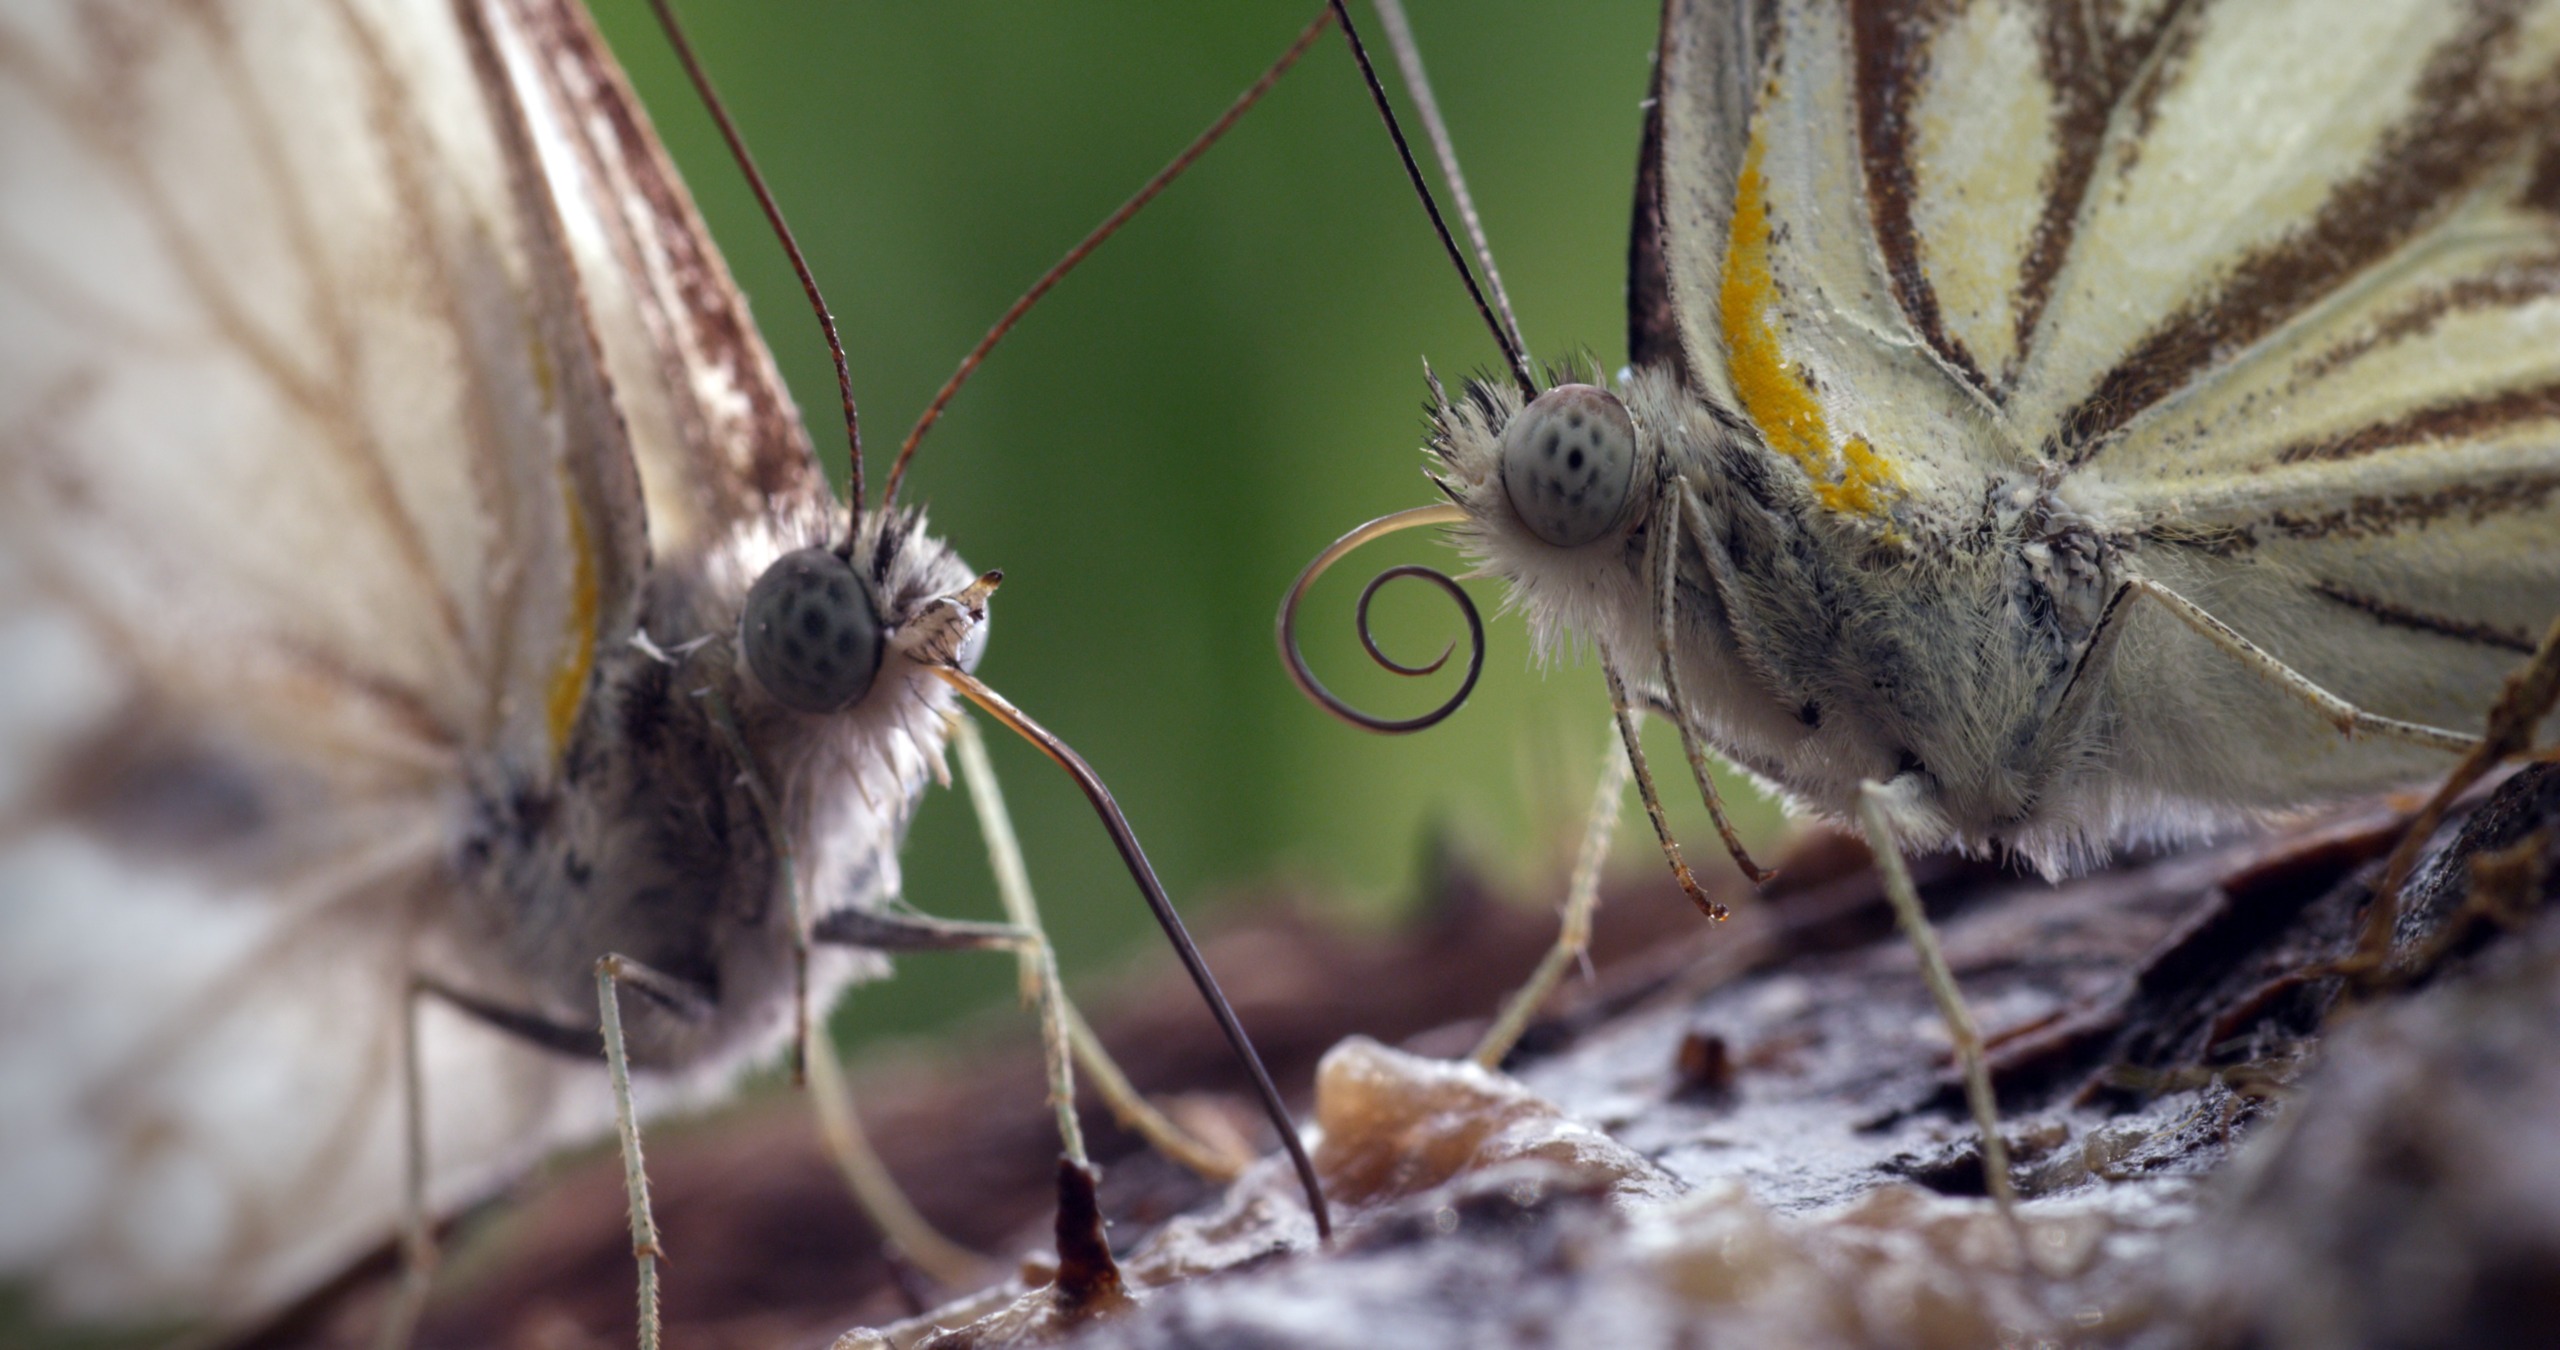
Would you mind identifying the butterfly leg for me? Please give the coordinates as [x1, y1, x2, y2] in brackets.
[705, 679, 1010, 1279]
[795, 910, 1018, 1286]
[2126, 577, 2477, 753]
[401, 967, 716, 1350]
[1470, 721, 1630, 1068]
[1603, 657, 1728, 922]
[1854, 782, 2019, 1225]
[792, 715, 1254, 1290]
[593, 955, 684, 1350]
[949, 715, 1249, 1183]
[799, 1014, 988, 1287]
[1650, 486, 1770, 883]
[810, 907, 1025, 952]
[373, 980, 435, 1350]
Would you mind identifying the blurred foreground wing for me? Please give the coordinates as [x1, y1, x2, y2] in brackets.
[0, 0, 764, 1321]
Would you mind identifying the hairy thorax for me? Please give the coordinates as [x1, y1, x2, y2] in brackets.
[436, 516, 975, 1074]
[1445, 370, 2136, 873]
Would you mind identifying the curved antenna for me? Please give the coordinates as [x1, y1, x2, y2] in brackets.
[1277, 503, 1485, 733]
[926, 666, 1335, 1242]
[881, 6, 1338, 510]
[1368, 0, 1527, 362]
[1326, 1, 1536, 401]
[646, 0, 867, 545]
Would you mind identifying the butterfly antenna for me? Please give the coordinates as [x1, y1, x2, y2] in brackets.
[1328, 0, 1536, 400]
[881, 6, 1338, 510]
[646, 0, 867, 547]
[1367, 0, 1528, 362]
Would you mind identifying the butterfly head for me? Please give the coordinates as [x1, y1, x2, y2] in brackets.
[631, 507, 988, 879]
[1418, 372, 1675, 670]
[732, 507, 987, 717]
[1273, 372, 1659, 737]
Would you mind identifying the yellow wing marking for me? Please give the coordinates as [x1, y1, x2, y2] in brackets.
[545, 472, 601, 757]
[1718, 132, 1903, 520]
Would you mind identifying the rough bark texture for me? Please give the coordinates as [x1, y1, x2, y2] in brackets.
[337, 768, 2560, 1350]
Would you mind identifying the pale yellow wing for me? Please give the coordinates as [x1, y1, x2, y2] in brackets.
[2051, 0, 2560, 791]
[1639, 0, 2560, 799]
[1644, 0, 2021, 521]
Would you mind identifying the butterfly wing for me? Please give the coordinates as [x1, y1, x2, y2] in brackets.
[2021, 2, 2560, 755]
[0, 0, 755, 1321]
[1639, 0, 2022, 520]
[1637, 0, 2560, 804]
[496, 0, 835, 563]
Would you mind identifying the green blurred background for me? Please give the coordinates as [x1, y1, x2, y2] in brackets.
[585, 1, 1782, 1049]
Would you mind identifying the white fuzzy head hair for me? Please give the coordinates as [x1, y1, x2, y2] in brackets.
[1425, 367, 1662, 673]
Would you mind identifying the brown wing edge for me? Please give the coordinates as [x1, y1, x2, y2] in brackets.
[453, 0, 650, 653]
[1625, 0, 1690, 387]
[499, 0, 830, 529]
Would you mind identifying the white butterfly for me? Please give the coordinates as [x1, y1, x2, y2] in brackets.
[0, 0, 1317, 1331]
[1288, 0, 2560, 1194]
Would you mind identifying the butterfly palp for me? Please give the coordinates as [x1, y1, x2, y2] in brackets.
[741, 548, 886, 714]
[1500, 384, 1638, 548]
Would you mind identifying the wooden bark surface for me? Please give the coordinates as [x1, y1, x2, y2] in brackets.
[362, 768, 2560, 1350]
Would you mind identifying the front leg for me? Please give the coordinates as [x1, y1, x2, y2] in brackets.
[1603, 657, 1727, 922]
[592, 953, 716, 1350]
[812, 906, 1025, 952]
[1651, 483, 1770, 882]
[1470, 718, 1630, 1068]
[942, 714, 1248, 1184]
[376, 982, 433, 1350]
[2126, 576, 2475, 753]
[1855, 782, 2019, 1224]
[398, 962, 715, 1350]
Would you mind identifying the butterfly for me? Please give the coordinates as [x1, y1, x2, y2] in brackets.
[1284, 0, 2560, 1199]
[0, 0, 1325, 1334]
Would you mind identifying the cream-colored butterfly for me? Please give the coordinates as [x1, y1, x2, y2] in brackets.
[1286, 0, 2560, 1207]
[0, 0, 1330, 1337]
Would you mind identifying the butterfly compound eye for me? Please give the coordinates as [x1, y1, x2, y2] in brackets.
[1499, 384, 1638, 548]
[741, 548, 885, 714]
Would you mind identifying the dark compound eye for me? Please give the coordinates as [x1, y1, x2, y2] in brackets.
[1497, 383, 1638, 548]
[740, 548, 884, 714]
